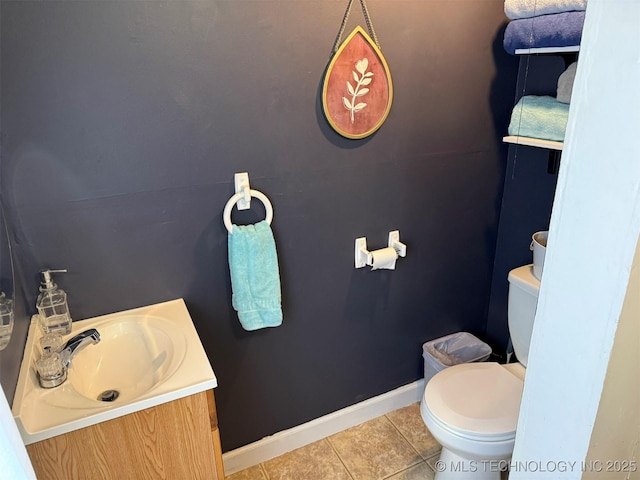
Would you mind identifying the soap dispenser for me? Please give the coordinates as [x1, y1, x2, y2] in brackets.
[36, 269, 72, 335]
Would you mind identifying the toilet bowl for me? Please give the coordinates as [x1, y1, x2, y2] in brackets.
[420, 265, 538, 479]
[421, 362, 525, 479]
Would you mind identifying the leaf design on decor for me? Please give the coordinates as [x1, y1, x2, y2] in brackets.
[342, 58, 374, 124]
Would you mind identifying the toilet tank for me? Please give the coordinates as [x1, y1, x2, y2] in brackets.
[507, 265, 540, 367]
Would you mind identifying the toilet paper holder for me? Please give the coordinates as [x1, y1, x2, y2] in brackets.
[355, 230, 407, 268]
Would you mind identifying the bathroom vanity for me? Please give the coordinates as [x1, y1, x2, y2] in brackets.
[12, 300, 223, 479]
[26, 389, 224, 479]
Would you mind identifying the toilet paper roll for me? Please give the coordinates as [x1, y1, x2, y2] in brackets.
[370, 247, 398, 270]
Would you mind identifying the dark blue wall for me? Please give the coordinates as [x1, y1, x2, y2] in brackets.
[1, 1, 518, 450]
[485, 55, 568, 349]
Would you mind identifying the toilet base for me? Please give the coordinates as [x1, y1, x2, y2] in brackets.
[434, 448, 505, 480]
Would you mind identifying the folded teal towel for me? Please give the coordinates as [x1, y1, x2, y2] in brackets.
[508, 95, 570, 142]
[228, 220, 282, 331]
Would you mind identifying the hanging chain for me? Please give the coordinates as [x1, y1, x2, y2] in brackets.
[331, 0, 381, 54]
[332, 0, 355, 53]
[359, 0, 380, 49]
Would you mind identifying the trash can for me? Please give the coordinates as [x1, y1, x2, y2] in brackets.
[530, 230, 548, 280]
[422, 332, 492, 385]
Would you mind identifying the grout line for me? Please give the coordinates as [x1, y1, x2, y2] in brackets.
[386, 415, 424, 462]
[385, 404, 443, 462]
[376, 415, 425, 477]
[384, 409, 423, 459]
[424, 452, 441, 472]
[381, 461, 429, 480]
[325, 437, 355, 480]
[259, 462, 270, 480]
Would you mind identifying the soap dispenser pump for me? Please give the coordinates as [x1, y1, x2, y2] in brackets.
[36, 269, 72, 335]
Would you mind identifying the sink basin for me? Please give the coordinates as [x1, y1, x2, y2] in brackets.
[68, 315, 186, 403]
[12, 299, 217, 445]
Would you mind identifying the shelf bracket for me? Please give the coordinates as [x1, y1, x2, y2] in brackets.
[547, 150, 562, 175]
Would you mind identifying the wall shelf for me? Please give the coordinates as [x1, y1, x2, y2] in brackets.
[515, 45, 580, 55]
[503, 135, 563, 151]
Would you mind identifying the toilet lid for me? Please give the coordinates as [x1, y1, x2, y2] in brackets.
[424, 363, 523, 436]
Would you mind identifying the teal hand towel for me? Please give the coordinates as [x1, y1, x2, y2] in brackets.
[508, 95, 570, 142]
[228, 220, 282, 331]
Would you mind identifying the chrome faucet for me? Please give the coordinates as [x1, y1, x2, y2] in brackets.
[59, 329, 101, 368]
[36, 329, 101, 388]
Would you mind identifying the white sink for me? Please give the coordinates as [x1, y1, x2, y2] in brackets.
[12, 299, 217, 445]
[68, 314, 186, 403]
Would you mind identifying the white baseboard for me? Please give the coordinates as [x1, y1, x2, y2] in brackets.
[222, 379, 426, 475]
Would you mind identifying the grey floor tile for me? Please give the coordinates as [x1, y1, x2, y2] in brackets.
[385, 462, 435, 480]
[261, 438, 352, 480]
[386, 403, 441, 460]
[225, 464, 268, 480]
[328, 416, 422, 480]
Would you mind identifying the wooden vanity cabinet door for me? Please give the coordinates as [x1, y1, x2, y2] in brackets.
[26, 390, 223, 480]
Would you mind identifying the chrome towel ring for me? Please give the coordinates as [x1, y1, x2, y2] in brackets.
[223, 188, 273, 234]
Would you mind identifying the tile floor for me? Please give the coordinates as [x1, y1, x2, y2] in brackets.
[225, 402, 442, 480]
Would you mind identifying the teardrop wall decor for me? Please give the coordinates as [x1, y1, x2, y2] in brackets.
[322, 26, 393, 140]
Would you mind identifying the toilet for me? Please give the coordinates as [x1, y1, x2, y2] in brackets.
[420, 264, 540, 480]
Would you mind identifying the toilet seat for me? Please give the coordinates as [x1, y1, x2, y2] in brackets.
[423, 362, 523, 440]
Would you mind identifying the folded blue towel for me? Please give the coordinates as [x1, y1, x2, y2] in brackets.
[228, 220, 282, 331]
[503, 11, 585, 54]
[508, 95, 570, 142]
[505, 0, 587, 20]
